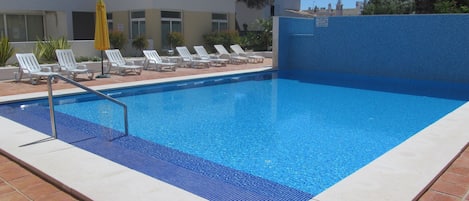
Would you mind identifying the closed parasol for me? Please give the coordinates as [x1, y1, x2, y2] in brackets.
[94, 0, 111, 78]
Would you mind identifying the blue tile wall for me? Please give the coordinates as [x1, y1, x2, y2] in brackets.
[278, 15, 469, 83]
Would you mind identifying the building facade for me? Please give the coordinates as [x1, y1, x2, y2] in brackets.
[236, 0, 300, 31]
[0, 0, 236, 55]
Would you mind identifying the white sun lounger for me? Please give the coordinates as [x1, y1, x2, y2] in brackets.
[193, 45, 228, 67]
[214, 44, 249, 64]
[143, 50, 177, 72]
[176, 46, 211, 68]
[230, 44, 264, 63]
[105, 49, 143, 75]
[15, 53, 60, 85]
[55, 49, 94, 80]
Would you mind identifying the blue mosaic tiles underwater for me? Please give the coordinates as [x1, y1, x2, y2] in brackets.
[0, 101, 313, 200]
[0, 71, 313, 200]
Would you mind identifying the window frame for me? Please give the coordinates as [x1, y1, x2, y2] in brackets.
[107, 13, 113, 31]
[130, 10, 146, 39]
[211, 13, 228, 32]
[0, 13, 44, 42]
[161, 11, 182, 50]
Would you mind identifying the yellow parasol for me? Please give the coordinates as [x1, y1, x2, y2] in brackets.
[94, 0, 110, 77]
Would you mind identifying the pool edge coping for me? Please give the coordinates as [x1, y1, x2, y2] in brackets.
[0, 67, 273, 103]
[311, 102, 469, 201]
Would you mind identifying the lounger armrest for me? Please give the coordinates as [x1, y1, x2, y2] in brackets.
[125, 61, 135, 65]
[192, 57, 204, 61]
[57, 65, 67, 71]
[76, 64, 87, 69]
[40, 66, 53, 72]
[238, 52, 249, 57]
[247, 52, 257, 56]
[20, 68, 30, 74]
[147, 58, 158, 64]
[198, 55, 210, 60]
[192, 55, 202, 60]
[108, 61, 120, 67]
[209, 54, 219, 59]
[181, 57, 192, 62]
[218, 54, 230, 60]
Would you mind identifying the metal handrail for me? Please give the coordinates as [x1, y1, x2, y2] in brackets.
[47, 74, 128, 139]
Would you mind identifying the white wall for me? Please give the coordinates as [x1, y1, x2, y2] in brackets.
[236, 0, 301, 31]
[0, 0, 95, 11]
[0, 0, 237, 12]
[274, 0, 301, 16]
[107, 0, 235, 13]
[235, 2, 270, 31]
[7, 40, 100, 64]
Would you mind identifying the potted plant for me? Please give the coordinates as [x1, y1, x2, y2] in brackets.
[0, 37, 14, 66]
[167, 32, 184, 53]
[109, 30, 127, 50]
[132, 35, 148, 56]
[34, 36, 70, 63]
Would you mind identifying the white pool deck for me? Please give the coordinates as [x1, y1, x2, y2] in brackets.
[1, 67, 468, 200]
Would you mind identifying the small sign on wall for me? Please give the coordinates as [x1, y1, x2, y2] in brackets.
[117, 24, 124, 32]
[316, 17, 329, 28]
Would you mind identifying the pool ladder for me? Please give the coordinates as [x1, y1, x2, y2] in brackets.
[47, 74, 129, 139]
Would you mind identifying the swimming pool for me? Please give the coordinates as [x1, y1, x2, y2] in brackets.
[1, 70, 468, 199]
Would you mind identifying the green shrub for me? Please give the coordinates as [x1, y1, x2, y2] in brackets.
[76, 56, 102, 62]
[203, 31, 240, 53]
[167, 32, 184, 50]
[109, 30, 127, 50]
[0, 37, 14, 66]
[132, 35, 148, 56]
[91, 56, 101, 62]
[240, 18, 272, 51]
[34, 36, 70, 63]
[75, 56, 88, 62]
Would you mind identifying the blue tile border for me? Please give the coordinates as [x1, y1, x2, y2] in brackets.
[0, 104, 313, 200]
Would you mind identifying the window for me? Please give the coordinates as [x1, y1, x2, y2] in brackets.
[131, 11, 145, 39]
[107, 13, 113, 31]
[73, 12, 94, 40]
[1, 14, 44, 42]
[212, 13, 228, 32]
[161, 11, 182, 49]
[7, 15, 26, 41]
[27, 15, 44, 41]
[0, 16, 4, 38]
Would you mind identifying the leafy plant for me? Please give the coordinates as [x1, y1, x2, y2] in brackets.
[237, 0, 271, 9]
[203, 31, 240, 53]
[167, 32, 184, 50]
[34, 36, 70, 63]
[76, 56, 102, 62]
[109, 30, 127, 50]
[0, 37, 14, 66]
[240, 18, 272, 51]
[132, 35, 148, 56]
[433, 0, 469, 13]
[363, 0, 415, 14]
[91, 56, 101, 62]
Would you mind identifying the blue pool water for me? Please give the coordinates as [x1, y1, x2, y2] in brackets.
[1, 71, 469, 199]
